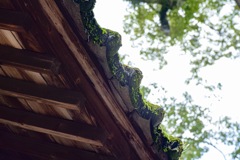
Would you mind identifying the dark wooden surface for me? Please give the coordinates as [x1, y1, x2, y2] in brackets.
[0, 45, 61, 74]
[0, 105, 105, 146]
[0, 76, 85, 110]
[0, 9, 32, 32]
[0, 131, 116, 160]
[12, 0, 141, 159]
[0, 0, 158, 159]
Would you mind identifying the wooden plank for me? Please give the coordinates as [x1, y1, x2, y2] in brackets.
[0, 131, 116, 160]
[0, 105, 105, 146]
[0, 149, 38, 160]
[12, 1, 142, 159]
[0, 45, 61, 74]
[12, 1, 145, 159]
[0, 0, 15, 10]
[0, 76, 85, 110]
[0, 30, 23, 48]
[46, 1, 156, 159]
[0, 9, 32, 32]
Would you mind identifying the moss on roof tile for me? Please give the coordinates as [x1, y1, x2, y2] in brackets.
[73, 0, 183, 159]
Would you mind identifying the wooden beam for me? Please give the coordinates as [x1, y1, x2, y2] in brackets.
[0, 149, 38, 160]
[0, 131, 116, 160]
[0, 9, 32, 32]
[0, 76, 85, 110]
[0, 45, 61, 74]
[0, 0, 14, 10]
[0, 105, 105, 146]
[12, 1, 142, 159]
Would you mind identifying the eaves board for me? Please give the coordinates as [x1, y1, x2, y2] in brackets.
[0, 0, 184, 159]
[0, 2, 118, 160]
[57, 0, 184, 160]
[0, 0, 149, 159]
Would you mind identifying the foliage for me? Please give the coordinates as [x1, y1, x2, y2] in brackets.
[141, 85, 240, 159]
[124, 2, 240, 157]
[123, 0, 240, 86]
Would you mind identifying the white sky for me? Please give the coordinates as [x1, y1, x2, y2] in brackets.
[93, 0, 240, 159]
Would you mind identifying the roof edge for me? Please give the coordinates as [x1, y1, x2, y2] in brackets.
[73, 0, 183, 159]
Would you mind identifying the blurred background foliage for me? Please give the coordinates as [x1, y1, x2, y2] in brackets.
[123, 0, 240, 159]
[124, 0, 240, 86]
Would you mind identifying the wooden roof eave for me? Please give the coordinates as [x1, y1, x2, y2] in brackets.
[58, 1, 183, 159]
[6, 0, 156, 159]
[0, 0, 185, 159]
[33, 0, 158, 159]
[54, 0, 163, 159]
[0, 131, 116, 160]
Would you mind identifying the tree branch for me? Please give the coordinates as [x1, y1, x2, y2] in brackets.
[183, 137, 227, 160]
[203, 141, 227, 160]
[148, 4, 159, 13]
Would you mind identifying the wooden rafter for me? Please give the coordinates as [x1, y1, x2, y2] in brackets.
[0, 0, 159, 159]
[0, 149, 38, 160]
[0, 0, 14, 10]
[0, 9, 32, 32]
[0, 105, 105, 146]
[0, 76, 85, 110]
[0, 45, 61, 74]
[0, 131, 115, 160]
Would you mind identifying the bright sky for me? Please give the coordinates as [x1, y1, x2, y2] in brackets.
[93, 0, 240, 159]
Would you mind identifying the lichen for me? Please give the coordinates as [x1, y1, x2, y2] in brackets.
[73, 0, 183, 159]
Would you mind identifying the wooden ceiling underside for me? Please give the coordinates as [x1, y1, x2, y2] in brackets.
[0, 0, 159, 160]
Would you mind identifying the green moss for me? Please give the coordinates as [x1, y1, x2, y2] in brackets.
[74, 0, 183, 159]
[153, 126, 183, 160]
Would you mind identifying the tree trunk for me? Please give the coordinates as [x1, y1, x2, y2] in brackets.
[234, 0, 240, 7]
